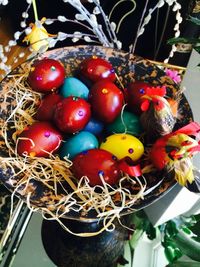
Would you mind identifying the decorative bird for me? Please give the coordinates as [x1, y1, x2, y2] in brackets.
[150, 122, 200, 188]
[140, 85, 177, 141]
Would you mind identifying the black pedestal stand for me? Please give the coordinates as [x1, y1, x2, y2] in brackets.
[41, 217, 129, 267]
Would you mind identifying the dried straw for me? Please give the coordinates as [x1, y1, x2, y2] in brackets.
[0, 62, 157, 236]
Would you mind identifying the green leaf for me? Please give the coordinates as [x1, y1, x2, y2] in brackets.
[188, 16, 200, 26]
[167, 37, 200, 45]
[165, 221, 178, 237]
[167, 261, 200, 267]
[129, 211, 146, 229]
[164, 246, 182, 263]
[129, 229, 144, 250]
[146, 223, 157, 240]
[194, 46, 200, 53]
[182, 227, 195, 237]
[193, 214, 200, 221]
[167, 37, 191, 45]
[165, 246, 176, 263]
[176, 215, 197, 230]
[173, 229, 200, 261]
[173, 248, 183, 260]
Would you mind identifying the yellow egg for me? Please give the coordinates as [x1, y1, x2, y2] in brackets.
[100, 133, 144, 161]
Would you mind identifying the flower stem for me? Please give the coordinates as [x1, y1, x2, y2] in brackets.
[32, 0, 39, 22]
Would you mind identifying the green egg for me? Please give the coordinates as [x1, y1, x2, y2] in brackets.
[106, 111, 142, 136]
[59, 131, 99, 160]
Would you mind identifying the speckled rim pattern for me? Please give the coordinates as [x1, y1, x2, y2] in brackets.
[0, 45, 193, 222]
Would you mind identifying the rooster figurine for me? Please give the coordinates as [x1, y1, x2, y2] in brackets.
[150, 122, 200, 191]
[140, 86, 177, 141]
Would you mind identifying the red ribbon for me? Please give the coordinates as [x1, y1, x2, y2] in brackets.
[174, 122, 200, 137]
[118, 157, 142, 177]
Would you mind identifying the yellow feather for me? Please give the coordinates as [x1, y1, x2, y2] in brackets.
[173, 159, 195, 186]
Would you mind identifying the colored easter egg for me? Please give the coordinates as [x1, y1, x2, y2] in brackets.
[35, 93, 63, 121]
[83, 117, 104, 135]
[100, 133, 144, 161]
[17, 121, 62, 157]
[59, 131, 99, 160]
[89, 80, 124, 123]
[54, 96, 91, 133]
[79, 56, 116, 83]
[106, 111, 142, 136]
[28, 58, 65, 93]
[59, 77, 89, 99]
[127, 81, 151, 115]
[72, 149, 120, 186]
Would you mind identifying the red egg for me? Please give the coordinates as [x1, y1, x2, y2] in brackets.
[79, 56, 116, 82]
[127, 81, 152, 115]
[28, 58, 65, 93]
[54, 96, 91, 133]
[89, 80, 124, 123]
[72, 149, 120, 186]
[35, 93, 63, 121]
[17, 121, 62, 157]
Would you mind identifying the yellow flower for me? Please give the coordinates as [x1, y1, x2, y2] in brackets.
[23, 18, 54, 52]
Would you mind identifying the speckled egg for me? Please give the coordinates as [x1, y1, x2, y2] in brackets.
[59, 131, 99, 160]
[59, 77, 89, 100]
[100, 133, 144, 161]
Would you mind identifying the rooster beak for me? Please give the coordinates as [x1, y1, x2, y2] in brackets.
[141, 95, 152, 101]
[172, 147, 188, 158]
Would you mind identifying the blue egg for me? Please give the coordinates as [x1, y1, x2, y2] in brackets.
[83, 117, 104, 135]
[59, 131, 99, 160]
[59, 77, 89, 99]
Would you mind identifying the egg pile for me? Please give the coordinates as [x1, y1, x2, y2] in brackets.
[17, 56, 147, 187]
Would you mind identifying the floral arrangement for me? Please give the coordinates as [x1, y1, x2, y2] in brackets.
[0, 0, 199, 237]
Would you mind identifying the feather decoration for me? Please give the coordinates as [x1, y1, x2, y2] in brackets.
[140, 86, 177, 141]
[173, 158, 195, 186]
[150, 122, 200, 189]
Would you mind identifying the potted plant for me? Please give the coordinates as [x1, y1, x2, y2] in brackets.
[126, 210, 200, 267]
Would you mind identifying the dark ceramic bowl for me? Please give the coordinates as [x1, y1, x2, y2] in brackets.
[0, 45, 193, 222]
